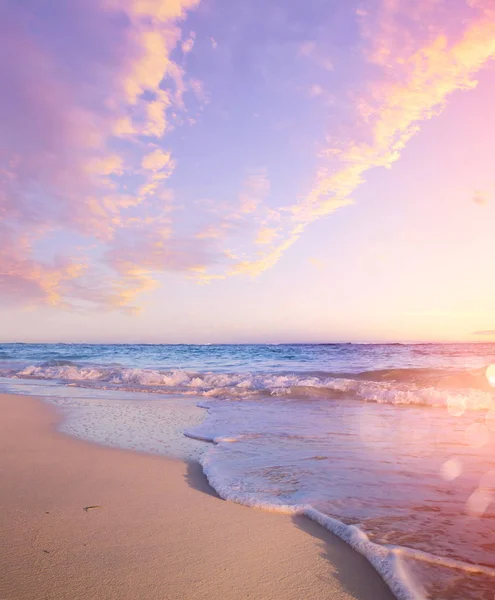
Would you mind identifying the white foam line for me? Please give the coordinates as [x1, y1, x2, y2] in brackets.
[5, 364, 494, 411]
[186, 426, 495, 598]
[184, 431, 215, 443]
[190, 429, 495, 597]
[304, 507, 424, 600]
[184, 429, 424, 600]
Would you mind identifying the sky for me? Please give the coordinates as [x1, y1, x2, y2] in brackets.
[0, 0, 495, 343]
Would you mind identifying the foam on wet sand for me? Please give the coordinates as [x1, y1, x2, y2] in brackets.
[0, 393, 395, 600]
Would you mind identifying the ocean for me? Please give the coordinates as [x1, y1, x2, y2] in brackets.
[0, 342, 494, 600]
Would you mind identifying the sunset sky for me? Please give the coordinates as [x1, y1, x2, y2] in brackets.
[1, 0, 494, 343]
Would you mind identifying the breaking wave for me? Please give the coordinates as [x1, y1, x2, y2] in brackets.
[2, 363, 493, 411]
[2, 342, 495, 600]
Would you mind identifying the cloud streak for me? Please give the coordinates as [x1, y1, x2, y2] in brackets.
[217, 0, 495, 278]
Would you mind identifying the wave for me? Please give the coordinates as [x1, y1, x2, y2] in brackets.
[40, 359, 80, 367]
[356, 366, 494, 390]
[4, 353, 492, 599]
[186, 427, 415, 600]
[186, 429, 495, 600]
[1, 363, 493, 411]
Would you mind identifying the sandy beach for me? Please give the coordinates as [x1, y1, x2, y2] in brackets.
[0, 393, 394, 600]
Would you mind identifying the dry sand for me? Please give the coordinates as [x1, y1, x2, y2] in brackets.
[0, 393, 395, 600]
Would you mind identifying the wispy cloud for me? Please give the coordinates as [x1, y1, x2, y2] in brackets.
[194, 170, 274, 261]
[473, 330, 495, 336]
[2, 0, 495, 311]
[239, 170, 271, 214]
[309, 257, 327, 270]
[0, 224, 87, 308]
[0, 0, 203, 309]
[220, 0, 495, 278]
[255, 226, 278, 245]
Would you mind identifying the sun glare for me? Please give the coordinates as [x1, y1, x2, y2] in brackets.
[486, 364, 495, 387]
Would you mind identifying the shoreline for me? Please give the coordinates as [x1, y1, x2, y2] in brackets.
[0, 392, 395, 600]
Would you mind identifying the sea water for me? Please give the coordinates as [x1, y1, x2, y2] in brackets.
[0, 342, 494, 599]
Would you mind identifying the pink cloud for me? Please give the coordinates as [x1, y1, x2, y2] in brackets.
[0, 0, 204, 310]
[0, 2, 129, 204]
[216, 0, 495, 279]
[0, 224, 86, 307]
[3, 0, 495, 309]
[102, 223, 221, 307]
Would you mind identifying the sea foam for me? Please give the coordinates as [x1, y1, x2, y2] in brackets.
[6, 363, 494, 412]
[2, 342, 495, 600]
[184, 393, 495, 600]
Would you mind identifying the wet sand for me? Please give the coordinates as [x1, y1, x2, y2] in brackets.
[0, 393, 395, 600]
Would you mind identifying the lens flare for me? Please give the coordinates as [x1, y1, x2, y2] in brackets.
[440, 458, 462, 481]
[486, 364, 495, 387]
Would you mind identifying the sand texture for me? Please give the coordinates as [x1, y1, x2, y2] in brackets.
[0, 393, 395, 600]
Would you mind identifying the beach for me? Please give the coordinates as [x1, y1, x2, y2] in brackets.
[0, 392, 394, 600]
